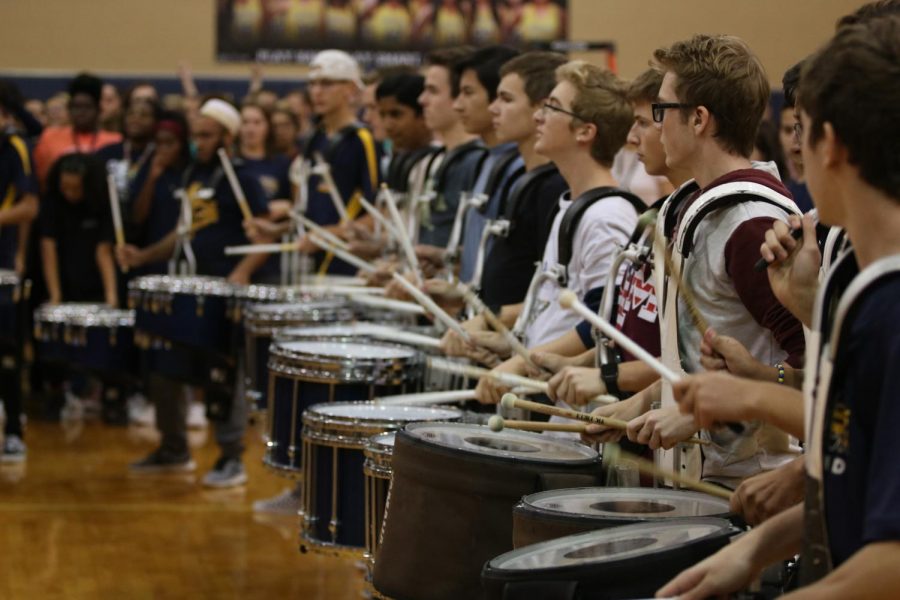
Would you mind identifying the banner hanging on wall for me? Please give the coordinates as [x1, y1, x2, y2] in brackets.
[216, 0, 569, 68]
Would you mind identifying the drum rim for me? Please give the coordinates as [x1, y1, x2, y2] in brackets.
[486, 517, 739, 572]
[399, 422, 600, 465]
[0, 269, 20, 285]
[303, 401, 462, 447]
[128, 274, 235, 297]
[518, 486, 733, 520]
[34, 303, 135, 328]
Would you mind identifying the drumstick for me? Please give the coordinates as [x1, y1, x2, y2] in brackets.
[376, 389, 477, 406]
[427, 356, 548, 392]
[500, 393, 707, 444]
[313, 152, 349, 222]
[382, 184, 422, 284]
[225, 241, 299, 256]
[357, 195, 402, 242]
[308, 234, 377, 274]
[559, 291, 682, 384]
[352, 294, 427, 316]
[488, 416, 587, 434]
[216, 148, 254, 222]
[390, 273, 470, 340]
[293, 213, 351, 251]
[106, 174, 128, 273]
[459, 284, 542, 373]
[603, 443, 732, 501]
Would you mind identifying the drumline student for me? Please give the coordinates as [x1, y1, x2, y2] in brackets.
[300, 50, 380, 274]
[579, 34, 806, 490]
[0, 94, 39, 461]
[117, 99, 270, 487]
[415, 47, 484, 251]
[659, 15, 900, 598]
[470, 61, 639, 401]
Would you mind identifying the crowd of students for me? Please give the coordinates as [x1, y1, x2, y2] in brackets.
[1, 0, 899, 595]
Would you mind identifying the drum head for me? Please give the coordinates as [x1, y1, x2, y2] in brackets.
[129, 275, 234, 297]
[309, 402, 461, 423]
[404, 422, 598, 464]
[35, 304, 134, 327]
[278, 323, 372, 339]
[276, 339, 417, 360]
[248, 301, 336, 315]
[488, 518, 735, 571]
[523, 487, 731, 521]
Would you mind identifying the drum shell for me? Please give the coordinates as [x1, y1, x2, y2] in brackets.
[512, 487, 735, 549]
[481, 518, 739, 600]
[33, 304, 136, 376]
[373, 427, 602, 600]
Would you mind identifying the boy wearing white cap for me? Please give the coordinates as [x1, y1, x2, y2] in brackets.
[118, 98, 270, 487]
[301, 50, 380, 274]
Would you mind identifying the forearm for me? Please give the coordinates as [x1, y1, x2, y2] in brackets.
[532, 329, 589, 357]
[497, 303, 523, 328]
[139, 231, 178, 266]
[0, 194, 38, 226]
[132, 173, 159, 225]
[40, 238, 61, 301]
[618, 360, 661, 393]
[784, 542, 900, 600]
[95, 243, 118, 305]
[571, 348, 596, 367]
[745, 503, 805, 569]
[233, 252, 269, 279]
[15, 222, 31, 273]
[749, 383, 805, 440]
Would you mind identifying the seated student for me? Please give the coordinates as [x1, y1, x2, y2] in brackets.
[469, 61, 640, 400]
[581, 34, 806, 490]
[659, 15, 900, 599]
[415, 47, 484, 252]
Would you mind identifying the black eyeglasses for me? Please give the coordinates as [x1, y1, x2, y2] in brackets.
[651, 102, 692, 123]
[541, 102, 586, 122]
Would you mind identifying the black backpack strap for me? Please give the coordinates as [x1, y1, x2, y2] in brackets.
[434, 139, 486, 191]
[661, 180, 700, 239]
[477, 147, 520, 213]
[393, 146, 438, 193]
[557, 187, 645, 269]
[501, 162, 560, 225]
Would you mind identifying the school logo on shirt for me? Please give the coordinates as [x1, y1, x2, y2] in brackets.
[824, 402, 851, 476]
[186, 181, 219, 233]
[616, 267, 658, 327]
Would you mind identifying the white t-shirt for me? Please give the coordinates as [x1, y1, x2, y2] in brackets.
[523, 190, 638, 348]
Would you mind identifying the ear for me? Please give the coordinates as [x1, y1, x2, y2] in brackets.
[692, 105, 714, 137]
[575, 121, 598, 145]
[820, 122, 846, 169]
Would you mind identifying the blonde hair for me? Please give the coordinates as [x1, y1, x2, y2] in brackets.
[554, 61, 632, 167]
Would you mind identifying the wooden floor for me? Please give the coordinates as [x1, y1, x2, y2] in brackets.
[0, 417, 366, 600]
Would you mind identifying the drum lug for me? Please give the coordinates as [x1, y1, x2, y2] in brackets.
[196, 296, 205, 317]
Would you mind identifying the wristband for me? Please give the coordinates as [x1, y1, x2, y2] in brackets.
[600, 361, 622, 399]
[775, 362, 785, 385]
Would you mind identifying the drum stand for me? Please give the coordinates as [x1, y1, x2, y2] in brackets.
[169, 189, 197, 276]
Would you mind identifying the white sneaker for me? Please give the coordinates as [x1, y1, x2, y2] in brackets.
[202, 456, 247, 488]
[127, 394, 156, 427]
[187, 402, 208, 429]
[1, 435, 26, 463]
[61, 392, 85, 421]
[253, 487, 302, 515]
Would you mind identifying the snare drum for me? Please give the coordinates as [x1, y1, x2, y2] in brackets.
[373, 423, 601, 600]
[301, 402, 462, 557]
[364, 432, 395, 571]
[0, 270, 20, 345]
[265, 339, 423, 474]
[513, 487, 733, 548]
[243, 300, 354, 411]
[482, 518, 740, 600]
[129, 275, 235, 354]
[33, 303, 135, 374]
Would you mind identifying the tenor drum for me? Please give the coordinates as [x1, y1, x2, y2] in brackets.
[301, 402, 462, 557]
[482, 518, 740, 600]
[265, 339, 423, 474]
[373, 423, 601, 600]
[33, 303, 135, 374]
[129, 275, 236, 354]
[512, 487, 734, 548]
[364, 432, 395, 571]
[243, 300, 354, 411]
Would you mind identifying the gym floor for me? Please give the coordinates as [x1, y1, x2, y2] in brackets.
[0, 418, 365, 599]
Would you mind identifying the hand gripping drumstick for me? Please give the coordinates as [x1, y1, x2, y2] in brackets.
[381, 184, 423, 284]
[312, 152, 350, 222]
[604, 443, 732, 501]
[308, 234, 378, 274]
[500, 393, 707, 444]
[106, 174, 128, 273]
[391, 272, 470, 340]
[426, 357, 616, 404]
[559, 290, 683, 384]
[217, 148, 254, 222]
[488, 415, 587, 434]
[357, 195, 403, 244]
[459, 284, 545, 374]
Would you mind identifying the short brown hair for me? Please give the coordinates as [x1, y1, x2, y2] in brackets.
[798, 16, 900, 200]
[499, 51, 568, 104]
[653, 35, 769, 157]
[554, 61, 632, 167]
[425, 46, 475, 97]
[626, 69, 663, 104]
[836, 0, 900, 28]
